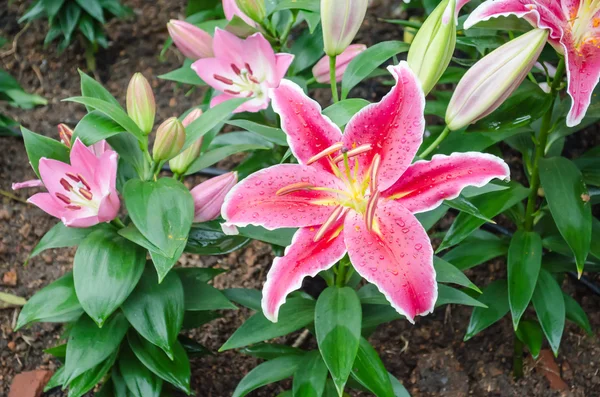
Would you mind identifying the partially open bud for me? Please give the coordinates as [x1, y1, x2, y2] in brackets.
[167, 20, 214, 60]
[153, 117, 185, 162]
[234, 0, 266, 24]
[191, 172, 238, 222]
[321, 0, 369, 56]
[407, 0, 456, 95]
[445, 28, 549, 131]
[312, 44, 367, 84]
[58, 123, 73, 147]
[127, 73, 156, 135]
[169, 109, 204, 175]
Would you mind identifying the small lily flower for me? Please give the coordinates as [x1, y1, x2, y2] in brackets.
[27, 139, 120, 228]
[223, 0, 257, 27]
[192, 172, 238, 222]
[58, 123, 73, 147]
[465, 0, 600, 127]
[312, 44, 367, 84]
[167, 20, 214, 61]
[222, 62, 510, 322]
[192, 29, 294, 113]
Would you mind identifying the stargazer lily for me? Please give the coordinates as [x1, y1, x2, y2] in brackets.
[222, 62, 510, 323]
[465, 0, 600, 127]
[192, 29, 294, 113]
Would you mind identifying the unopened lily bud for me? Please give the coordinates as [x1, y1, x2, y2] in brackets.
[235, 0, 266, 23]
[191, 172, 238, 222]
[167, 20, 214, 60]
[127, 73, 156, 135]
[58, 123, 73, 147]
[153, 117, 185, 162]
[321, 0, 368, 56]
[312, 44, 366, 84]
[407, 0, 456, 95]
[169, 109, 204, 175]
[445, 28, 548, 131]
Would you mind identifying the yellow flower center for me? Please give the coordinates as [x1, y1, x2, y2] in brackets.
[570, 0, 600, 47]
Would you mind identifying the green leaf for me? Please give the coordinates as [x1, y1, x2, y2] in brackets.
[158, 59, 205, 85]
[77, 13, 96, 43]
[240, 343, 304, 361]
[178, 269, 237, 311]
[185, 144, 271, 175]
[226, 119, 288, 146]
[182, 310, 221, 329]
[128, 331, 191, 394]
[42, 0, 66, 21]
[65, 96, 145, 141]
[59, 2, 81, 41]
[74, 0, 105, 22]
[122, 266, 185, 358]
[322, 99, 370, 128]
[233, 355, 305, 397]
[563, 293, 593, 335]
[532, 269, 565, 356]
[185, 221, 250, 255]
[341, 41, 409, 99]
[221, 297, 315, 351]
[175, 267, 225, 283]
[464, 280, 509, 341]
[124, 178, 194, 260]
[444, 196, 495, 223]
[293, 350, 328, 397]
[223, 288, 262, 311]
[29, 222, 112, 259]
[389, 373, 411, 397]
[271, 0, 319, 13]
[515, 320, 543, 359]
[507, 231, 542, 329]
[350, 338, 394, 397]
[237, 225, 297, 247]
[433, 256, 480, 292]
[436, 285, 487, 308]
[119, 346, 163, 397]
[539, 157, 592, 275]
[78, 69, 121, 108]
[67, 351, 117, 397]
[74, 110, 125, 145]
[315, 287, 362, 395]
[21, 126, 69, 177]
[16, 272, 82, 330]
[443, 230, 509, 270]
[64, 313, 129, 382]
[73, 229, 146, 326]
[289, 24, 324, 74]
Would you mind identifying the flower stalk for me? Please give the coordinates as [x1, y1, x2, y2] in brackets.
[420, 126, 451, 158]
[329, 56, 339, 102]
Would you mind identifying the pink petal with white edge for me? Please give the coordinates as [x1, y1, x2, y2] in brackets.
[342, 62, 425, 191]
[222, 164, 345, 230]
[345, 200, 437, 322]
[383, 152, 510, 213]
[28, 192, 64, 219]
[12, 179, 43, 190]
[564, 39, 600, 127]
[262, 224, 347, 322]
[273, 53, 295, 83]
[270, 80, 343, 174]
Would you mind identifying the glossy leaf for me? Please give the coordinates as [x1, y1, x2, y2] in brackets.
[464, 280, 509, 341]
[67, 351, 117, 397]
[21, 126, 69, 177]
[351, 337, 394, 397]
[73, 229, 146, 326]
[241, 343, 304, 361]
[226, 119, 288, 146]
[74, 110, 125, 145]
[185, 144, 271, 175]
[433, 256, 480, 292]
[182, 310, 221, 329]
[293, 350, 328, 397]
[78, 69, 121, 109]
[29, 222, 113, 259]
[389, 373, 411, 397]
[532, 269, 565, 356]
[436, 285, 487, 308]
[315, 287, 362, 395]
[507, 231, 542, 329]
[563, 293, 593, 335]
[237, 225, 297, 247]
[186, 222, 250, 255]
[322, 99, 369, 128]
[233, 355, 305, 397]
[222, 288, 262, 311]
[444, 196, 494, 223]
[515, 320, 543, 359]
[119, 346, 163, 397]
[178, 269, 237, 311]
[443, 230, 508, 270]
[158, 59, 205, 85]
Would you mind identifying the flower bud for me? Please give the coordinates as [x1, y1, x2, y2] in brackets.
[321, 0, 368, 56]
[169, 109, 204, 175]
[312, 44, 366, 84]
[127, 73, 156, 135]
[57, 123, 73, 147]
[153, 117, 185, 162]
[234, 0, 266, 23]
[191, 172, 238, 222]
[407, 0, 456, 95]
[445, 28, 549, 131]
[167, 20, 214, 60]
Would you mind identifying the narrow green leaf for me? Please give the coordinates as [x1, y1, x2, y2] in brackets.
[433, 256, 480, 292]
[436, 285, 487, 308]
[563, 293, 593, 335]
[73, 110, 125, 145]
[223, 288, 262, 311]
[78, 69, 121, 108]
[464, 280, 509, 341]
[119, 346, 163, 397]
[186, 222, 250, 255]
[515, 320, 543, 359]
[158, 59, 205, 85]
[532, 269, 565, 356]
[29, 222, 112, 259]
[74, 0, 105, 22]
[241, 343, 304, 361]
[322, 99, 370, 128]
[293, 351, 328, 397]
[185, 144, 270, 175]
[67, 351, 117, 397]
[388, 373, 411, 397]
[178, 269, 237, 311]
[232, 357, 303, 397]
[350, 338, 394, 397]
[226, 119, 288, 146]
[444, 196, 495, 223]
[443, 230, 509, 270]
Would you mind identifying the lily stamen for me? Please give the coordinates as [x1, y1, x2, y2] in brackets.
[331, 143, 373, 164]
[306, 142, 344, 165]
[276, 182, 315, 196]
[313, 205, 348, 242]
[369, 153, 381, 193]
[365, 190, 380, 232]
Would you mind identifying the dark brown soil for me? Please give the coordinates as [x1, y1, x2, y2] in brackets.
[0, 1, 598, 396]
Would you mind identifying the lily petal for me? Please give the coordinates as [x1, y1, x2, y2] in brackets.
[344, 200, 437, 323]
[270, 80, 343, 173]
[69, 138, 101, 181]
[38, 158, 76, 197]
[28, 192, 64, 219]
[97, 192, 121, 224]
[383, 152, 510, 213]
[222, 0, 257, 27]
[12, 179, 43, 190]
[262, 224, 347, 322]
[564, 39, 600, 127]
[274, 53, 295, 83]
[342, 62, 425, 191]
[222, 164, 345, 230]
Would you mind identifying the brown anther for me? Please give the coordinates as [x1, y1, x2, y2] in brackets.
[231, 63, 241, 75]
[313, 206, 346, 242]
[365, 190, 380, 233]
[306, 142, 344, 165]
[341, 146, 350, 154]
[369, 153, 381, 192]
[224, 89, 241, 95]
[66, 172, 80, 182]
[245, 63, 254, 75]
[77, 174, 91, 191]
[249, 76, 261, 84]
[60, 178, 73, 191]
[276, 182, 314, 196]
[55, 192, 71, 205]
[57, 124, 73, 148]
[214, 74, 234, 85]
[65, 205, 82, 210]
[79, 188, 93, 200]
[332, 144, 373, 163]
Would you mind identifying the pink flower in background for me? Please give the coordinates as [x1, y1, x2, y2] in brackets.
[465, 0, 600, 127]
[167, 20, 214, 60]
[192, 29, 294, 113]
[223, 0, 257, 27]
[222, 62, 510, 323]
[26, 139, 120, 228]
[191, 172, 238, 222]
[312, 44, 367, 83]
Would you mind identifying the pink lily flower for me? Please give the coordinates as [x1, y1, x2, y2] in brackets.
[192, 29, 294, 113]
[222, 0, 258, 27]
[27, 138, 120, 228]
[167, 20, 214, 61]
[312, 44, 367, 84]
[464, 0, 600, 127]
[222, 62, 510, 323]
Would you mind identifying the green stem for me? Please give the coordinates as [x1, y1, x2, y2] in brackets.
[419, 126, 451, 158]
[111, 218, 126, 229]
[513, 336, 524, 379]
[329, 56, 339, 103]
[336, 262, 348, 287]
[279, 13, 297, 48]
[523, 58, 566, 231]
[306, 77, 317, 85]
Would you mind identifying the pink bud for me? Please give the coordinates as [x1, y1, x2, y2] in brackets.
[191, 172, 238, 223]
[58, 123, 73, 147]
[170, 109, 204, 175]
[312, 44, 367, 84]
[167, 20, 214, 60]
